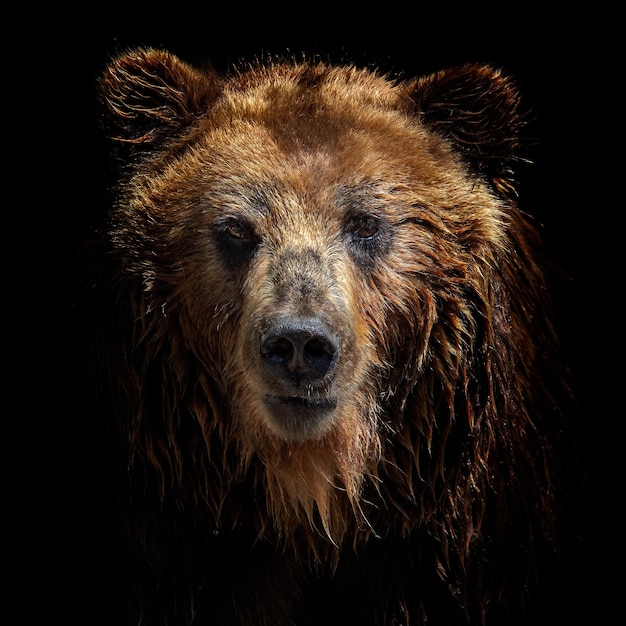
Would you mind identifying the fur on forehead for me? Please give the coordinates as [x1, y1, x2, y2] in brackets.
[99, 48, 526, 198]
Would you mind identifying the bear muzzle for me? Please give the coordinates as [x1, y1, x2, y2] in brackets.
[256, 314, 341, 437]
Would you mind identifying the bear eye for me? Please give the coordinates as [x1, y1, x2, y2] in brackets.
[216, 217, 256, 241]
[214, 217, 259, 264]
[346, 214, 382, 242]
[353, 216, 379, 240]
[343, 212, 389, 268]
[223, 220, 252, 240]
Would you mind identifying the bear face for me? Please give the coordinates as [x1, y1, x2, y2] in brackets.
[93, 48, 566, 625]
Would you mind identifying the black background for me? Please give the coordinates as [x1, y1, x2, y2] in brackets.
[26, 5, 617, 624]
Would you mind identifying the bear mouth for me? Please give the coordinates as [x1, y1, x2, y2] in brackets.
[273, 396, 337, 410]
[262, 395, 338, 439]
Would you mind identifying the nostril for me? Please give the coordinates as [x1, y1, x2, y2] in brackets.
[260, 316, 339, 383]
[303, 336, 337, 370]
[306, 337, 335, 359]
[261, 336, 294, 362]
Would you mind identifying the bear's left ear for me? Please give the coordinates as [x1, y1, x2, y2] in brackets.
[98, 47, 221, 151]
[408, 64, 527, 196]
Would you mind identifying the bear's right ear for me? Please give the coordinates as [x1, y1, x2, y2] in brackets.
[98, 48, 221, 150]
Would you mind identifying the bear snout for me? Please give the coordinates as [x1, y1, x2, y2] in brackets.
[260, 315, 339, 386]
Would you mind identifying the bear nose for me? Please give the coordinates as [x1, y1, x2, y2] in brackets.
[260, 316, 339, 384]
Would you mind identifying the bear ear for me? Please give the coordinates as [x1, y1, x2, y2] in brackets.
[409, 64, 527, 196]
[98, 47, 221, 150]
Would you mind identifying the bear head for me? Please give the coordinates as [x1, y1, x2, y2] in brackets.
[96, 49, 557, 564]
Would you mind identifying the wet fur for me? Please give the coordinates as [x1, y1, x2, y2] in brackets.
[88, 49, 569, 625]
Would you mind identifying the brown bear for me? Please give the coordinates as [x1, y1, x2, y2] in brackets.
[87, 47, 570, 625]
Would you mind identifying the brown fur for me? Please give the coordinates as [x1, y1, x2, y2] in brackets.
[88, 48, 569, 625]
